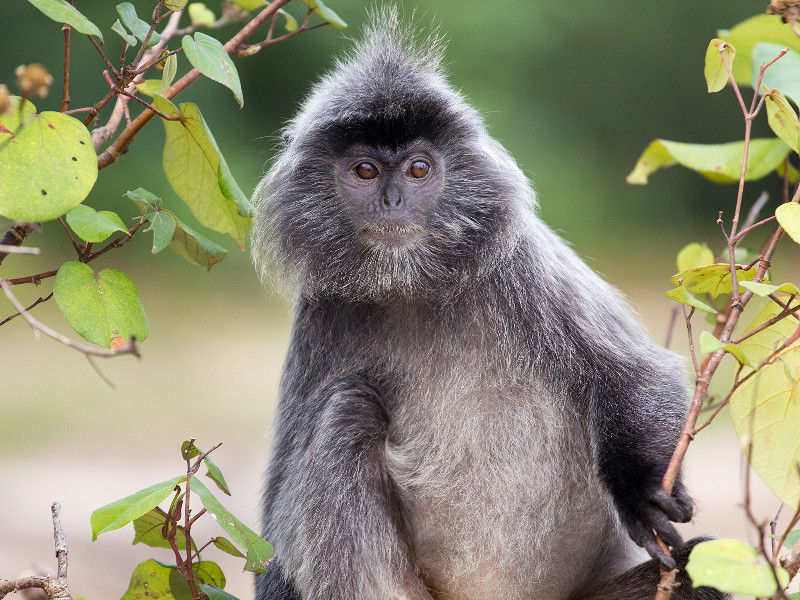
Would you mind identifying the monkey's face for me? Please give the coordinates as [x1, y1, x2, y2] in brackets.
[334, 140, 443, 251]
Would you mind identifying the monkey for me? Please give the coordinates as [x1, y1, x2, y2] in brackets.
[250, 9, 725, 600]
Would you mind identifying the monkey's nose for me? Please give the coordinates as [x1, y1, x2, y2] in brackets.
[382, 188, 403, 210]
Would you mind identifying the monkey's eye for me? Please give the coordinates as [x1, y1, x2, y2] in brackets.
[354, 162, 379, 180]
[407, 160, 430, 179]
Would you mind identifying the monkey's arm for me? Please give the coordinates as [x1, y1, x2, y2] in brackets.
[257, 375, 432, 600]
[590, 352, 693, 569]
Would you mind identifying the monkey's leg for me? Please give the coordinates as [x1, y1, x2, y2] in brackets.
[258, 378, 432, 600]
[569, 538, 728, 600]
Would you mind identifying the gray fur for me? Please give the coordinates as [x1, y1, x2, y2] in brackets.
[251, 8, 721, 600]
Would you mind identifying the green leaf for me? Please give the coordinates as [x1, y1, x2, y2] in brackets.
[162, 53, 178, 90]
[181, 440, 203, 459]
[27, 0, 103, 42]
[120, 560, 173, 600]
[126, 188, 177, 253]
[199, 584, 240, 600]
[65, 204, 129, 243]
[698, 331, 752, 367]
[753, 43, 800, 107]
[188, 2, 216, 26]
[686, 538, 789, 597]
[705, 39, 734, 93]
[153, 96, 251, 246]
[166, 0, 189, 10]
[135, 80, 161, 95]
[719, 14, 800, 86]
[116, 2, 161, 47]
[194, 561, 225, 588]
[189, 478, 273, 572]
[180, 441, 231, 495]
[677, 242, 715, 272]
[112, 19, 137, 46]
[168, 560, 225, 600]
[766, 89, 800, 153]
[769, 529, 800, 549]
[0, 99, 98, 222]
[776, 202, 800, 244]
[739, 280, 800, 297]
[169, 220, 229, 270]
[182, 33, 243, 107]
[139, 55, 179, 97]
[671, 264, 761, 298]
[53, 262, 150, 348]
[230, 0, 265, 10]
[204, 457, 231, 496]
[665, 287, 718, 315]
[212, 537, 246, 558]
[627, 138, 790, 185]
[278, 8, 298, 31]
[132, 507, 196, 551]
[91, 476, 186, 540]
[731, 300, 800, 507]
[297, 0, 346, 28]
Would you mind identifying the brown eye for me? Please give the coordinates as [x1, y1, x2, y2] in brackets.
[408, 160, 430, 179]
[355, 162, 378, 179]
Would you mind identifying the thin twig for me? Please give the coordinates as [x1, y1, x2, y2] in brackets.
[97, 0, 292, 170]
[0, 244, 40, 255]
[743, 191, 770, 230]
[51, 501, 68, 586]
[0, 280, 140, 358]
[0, 292, 53, 327]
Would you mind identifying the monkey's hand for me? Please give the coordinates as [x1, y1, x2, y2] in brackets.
[620, 479, 693, 570]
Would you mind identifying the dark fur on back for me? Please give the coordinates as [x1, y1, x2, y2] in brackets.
[251, 8, 726, 600]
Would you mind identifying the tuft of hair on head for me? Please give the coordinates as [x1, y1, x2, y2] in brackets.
[354, 5, 446, 75]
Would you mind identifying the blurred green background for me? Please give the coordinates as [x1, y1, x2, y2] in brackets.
[2, 1, 799, 598]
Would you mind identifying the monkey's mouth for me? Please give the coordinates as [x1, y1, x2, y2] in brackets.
[360, 223, 424, 245]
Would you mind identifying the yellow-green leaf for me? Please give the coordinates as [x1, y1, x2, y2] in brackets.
[739, 280, 800, 297]
[731, 300, 800, 507]
[718, 14, 800, 86]
[776, 203, 800, 244]
[153, 96, 251, 247]
[627, 138, 790, 185]
[766, 89, 800, 153]
[182, 32, 243, 107]
[665, 287, 717, 315]
[188, 2, 215, 26]
[753, 43, 800, 106]
[91, 477, 185, 539]
[698, 331, 752, 366]
[53, 262, 149, 348]
[705, 38, 735, 93]
[27, 0, 103, 42]
[671, 264, 761, 298]
[297, 0, 346, 28]
[0, 98, 98, 221]
[687, 538, 789, 597]
[677, 242, 715, 272]
[65, 204, 128, 243]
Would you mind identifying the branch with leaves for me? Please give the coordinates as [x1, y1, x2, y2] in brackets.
[629, 10, 800, 600]
[89, 440, 271, 600]
[0, 0, 345, 363]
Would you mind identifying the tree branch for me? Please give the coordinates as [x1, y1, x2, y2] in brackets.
[0, 280, 140, 358]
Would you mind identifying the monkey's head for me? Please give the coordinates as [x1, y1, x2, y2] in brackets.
[251, 8, 535, 303]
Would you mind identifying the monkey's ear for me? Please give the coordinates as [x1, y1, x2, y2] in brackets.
[283, 133, 293, 145]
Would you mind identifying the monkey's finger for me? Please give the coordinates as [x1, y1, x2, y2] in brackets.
[647, 487, 693, 523]
[647, 511, 685, 549]
[639, 532, 677, 570]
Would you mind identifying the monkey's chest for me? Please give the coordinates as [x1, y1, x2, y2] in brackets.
[384, 379, 623, 600]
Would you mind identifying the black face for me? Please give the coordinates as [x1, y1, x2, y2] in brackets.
[335, 140, 444, 247]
